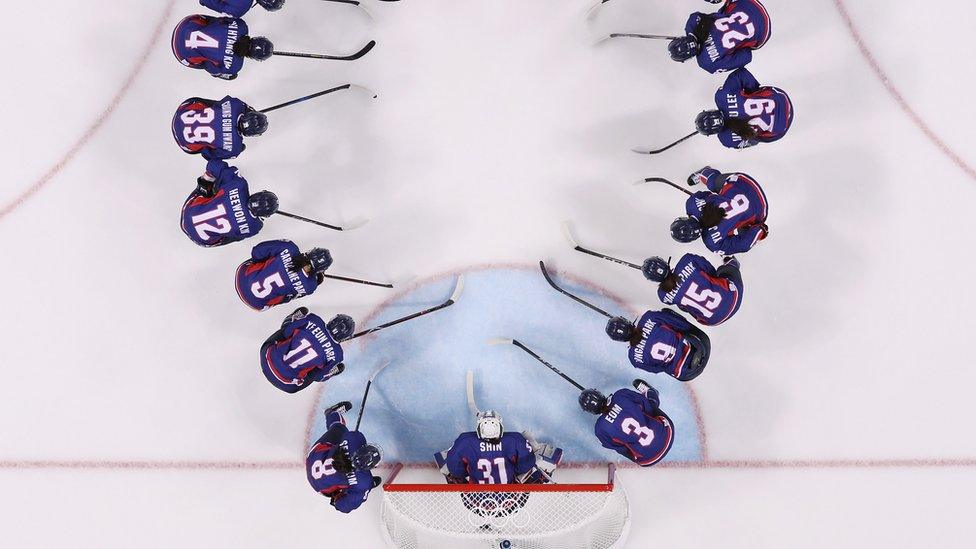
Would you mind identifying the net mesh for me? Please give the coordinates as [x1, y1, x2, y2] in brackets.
[380, 466, 629, 549]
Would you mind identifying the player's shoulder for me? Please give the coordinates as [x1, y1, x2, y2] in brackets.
[501, 432, 528, 445]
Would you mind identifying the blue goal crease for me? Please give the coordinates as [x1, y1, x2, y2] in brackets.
[310, 267, 704, 465]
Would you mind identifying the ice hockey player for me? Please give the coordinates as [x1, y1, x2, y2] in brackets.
[642, 254, 743, 326]
[200, 0, 283, 18]
[261, 307, 354, 393]
[172, 95, 267, 160]
[579, 380, 674, 467]
[669, 0, 771, 74]
[180, 160, 278, 247]
[172, 14, 273, 79]
[435, 411, 562, 485]
[695, 67, 793, 149]
[235, 240, 331, 310]
[605, 308, 711, 381]
[670, 166, 769, 255]
[306, 401, 382, 513]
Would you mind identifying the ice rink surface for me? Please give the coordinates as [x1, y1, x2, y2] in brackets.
[2, 0, 975, 547]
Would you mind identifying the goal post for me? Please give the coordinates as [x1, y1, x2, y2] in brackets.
[380, 464, 631, 549]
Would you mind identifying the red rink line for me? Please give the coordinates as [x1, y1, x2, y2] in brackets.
[0, 0, 178, 220]
[3, 458, 976, 471]
[833, 0, 976, 181]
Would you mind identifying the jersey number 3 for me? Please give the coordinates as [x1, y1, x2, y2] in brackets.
[621, 418, 655, 447]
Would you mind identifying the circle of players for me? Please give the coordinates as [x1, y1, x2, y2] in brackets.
[170, 0, 787, 514]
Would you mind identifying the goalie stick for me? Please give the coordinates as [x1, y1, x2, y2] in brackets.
[277, 210, 369, 232]
[633, 177, 694, 197]
[539, 261, 614, 319]
[355, 361, 392, 431]
[260, 84, 378, 114]
[466, 370, 482, 417]
[631, 130, 700, 155]
[345, 276, 464, 340]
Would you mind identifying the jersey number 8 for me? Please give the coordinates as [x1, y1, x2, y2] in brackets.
[310, 458, 337, 480]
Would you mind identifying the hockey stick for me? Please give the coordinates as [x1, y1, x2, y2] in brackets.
[584, 0, 613, 20]
[594, 33, 684, 45]
[489, 338, 586, 392]
[466, 370, 482, 417]
[260, 84, 377, 114]
[539, 261, 614, 319]
[355, 361, 392, 431]
[631, 130, 699, 155]
[562, 223, 643, 271]
[633, 177, 693, 197]
[346, 276, 464, 340]
[272, 41, 376, 62]
[323, 273, 393, 288]
[277, 210, 369, 232]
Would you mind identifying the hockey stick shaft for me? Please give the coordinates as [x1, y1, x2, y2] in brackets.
[571, 246, 643, 270]
[260, 84, 352, 114]
[539, 261, 614, 319]
[632, 131, 699, 155]
[639, 177, 693, 197]
[354, 362, 391, 431]
[277, 210, 344, 231]
[322, 274, 393, 288]
[346, 277, 463, 340]
[608, 33, 683, 41]
[272, 40, 376, 61]
[510, 339, 586, 391]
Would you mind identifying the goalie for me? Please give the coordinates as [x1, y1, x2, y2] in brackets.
[434, 411, 562, 485]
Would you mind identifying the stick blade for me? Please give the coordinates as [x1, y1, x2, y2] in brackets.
[339, 217, 371, 231]
[486, 337, 514, 346]
[349, 83, 379, 99]
[562, 221, 580, 248]
[447, 275, 465, 304]
[631, 146, 658, 155]
[466, 370, 482, 417]
[368, 361, 393, 383]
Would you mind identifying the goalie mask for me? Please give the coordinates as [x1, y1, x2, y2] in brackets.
[476, 410, 504, 443]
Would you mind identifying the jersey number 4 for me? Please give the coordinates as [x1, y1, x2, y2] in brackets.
[185, 31, 219, 49]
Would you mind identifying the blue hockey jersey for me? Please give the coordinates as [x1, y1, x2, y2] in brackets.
[235, 240, 318, 311]
[444, 432, 536, 485]
[199, 0, 256, 18]
[594, 389, 674, 467]
[686, 0, 771, 73]
[306, 419, 375, 513]
[714, 68, 793, 149]
[172, 96, 251, 160]
[628, 309, 696, 379]
[171, 14, 247, 79]
[658, 253, 743, 326]
[180, 160, 264, 247]
[263, 312, 344, 389]
[686, 168, 768, 255]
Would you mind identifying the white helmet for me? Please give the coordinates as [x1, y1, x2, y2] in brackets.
[477, 410, 504, 443]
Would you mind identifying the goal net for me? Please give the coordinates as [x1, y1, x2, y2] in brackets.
[380, 464, 630, 549]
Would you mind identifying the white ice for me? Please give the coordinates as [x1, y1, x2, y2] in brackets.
[2, 0, 975, 547]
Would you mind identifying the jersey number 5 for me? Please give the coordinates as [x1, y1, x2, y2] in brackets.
[251, 273, 285, 299]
